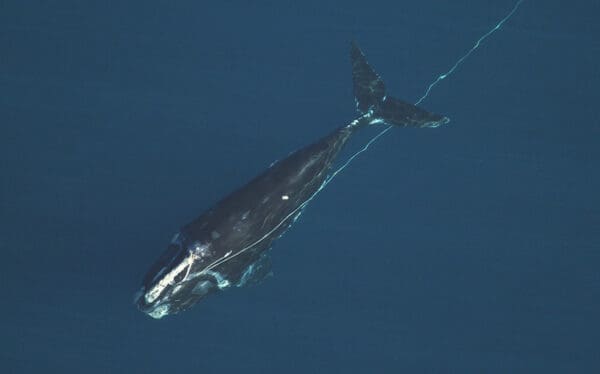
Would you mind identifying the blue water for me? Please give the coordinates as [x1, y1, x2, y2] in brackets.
[2, 0, 599, 372]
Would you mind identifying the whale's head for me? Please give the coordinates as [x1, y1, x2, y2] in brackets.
[134, 235, 224, 319]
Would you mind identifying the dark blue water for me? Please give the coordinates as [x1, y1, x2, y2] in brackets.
[2, 0, 599, 372]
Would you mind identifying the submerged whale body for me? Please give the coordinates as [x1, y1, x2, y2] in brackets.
[134, 42, 449, 319]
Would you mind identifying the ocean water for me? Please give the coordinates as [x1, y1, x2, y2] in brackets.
[2, 0, 599, 372]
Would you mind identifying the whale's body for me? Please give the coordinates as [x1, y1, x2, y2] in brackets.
[135, 43, 449, 319]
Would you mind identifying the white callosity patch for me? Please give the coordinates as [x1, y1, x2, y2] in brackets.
[203, 270, 231, 289]
[192, 242, 211, 258]
[281, 195, 289, 200]
[182, 243, 212, 281]
[144, 242, 212, 304]
[368, 118, 384, 125]
[145, 253, 195, 303]
[148, 304, 170, 319]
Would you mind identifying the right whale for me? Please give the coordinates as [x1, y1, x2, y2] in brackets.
[134, 42, 450, 319]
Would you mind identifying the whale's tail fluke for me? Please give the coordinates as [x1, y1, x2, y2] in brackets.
[350, 42, 449, 128]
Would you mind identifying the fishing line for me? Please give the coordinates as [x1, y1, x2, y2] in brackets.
[202, 0, 525, 273]
[323, 0, 525, 193]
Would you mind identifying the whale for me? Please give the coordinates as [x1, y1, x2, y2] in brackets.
[134, 42, 449, 319]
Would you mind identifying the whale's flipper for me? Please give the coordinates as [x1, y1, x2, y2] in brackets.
[350, 42, 449, 128]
